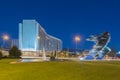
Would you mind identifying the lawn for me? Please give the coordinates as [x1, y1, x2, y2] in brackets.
[0, 59, 120, 80]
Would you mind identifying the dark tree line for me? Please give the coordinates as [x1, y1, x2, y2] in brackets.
[0, 51, 2, 59]
[0, 46, 22, 59]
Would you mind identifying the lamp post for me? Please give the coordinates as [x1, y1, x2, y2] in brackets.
[75, 36, 80, 50]
[42, 36, 48, 60]
[2, 34, 10, 49]
[2, 34, 9, 41]
[37, 36, 41, 50]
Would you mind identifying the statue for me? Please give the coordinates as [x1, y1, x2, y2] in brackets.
[80, 32, 111, 60]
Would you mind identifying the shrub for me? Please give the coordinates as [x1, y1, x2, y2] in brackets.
[9, 46, 22, 58]
[0, 51, 3, 59]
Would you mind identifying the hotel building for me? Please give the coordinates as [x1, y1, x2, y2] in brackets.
[19, 20, 62, 57]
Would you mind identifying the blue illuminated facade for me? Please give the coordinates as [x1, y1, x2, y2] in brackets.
[19, 20, 62, 56]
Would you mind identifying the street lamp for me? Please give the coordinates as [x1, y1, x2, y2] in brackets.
[2, 34, 10, 41]
[75, 36, 80, 49]
[2, 34, 10, 49]
[37, 35, 41, 57]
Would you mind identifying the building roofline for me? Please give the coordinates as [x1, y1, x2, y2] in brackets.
[47, 34, 62, 42]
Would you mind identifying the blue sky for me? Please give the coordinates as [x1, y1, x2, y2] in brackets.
[0, 0, 120, 50]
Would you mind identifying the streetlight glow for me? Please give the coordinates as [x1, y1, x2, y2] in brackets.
[2, 34, 10, 41]
[75, 36, 81, 49]
[75, 36, 80, 42]
[1, 34, 10, 49]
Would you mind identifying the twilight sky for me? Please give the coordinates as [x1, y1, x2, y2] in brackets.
[0, 0, 120, 50]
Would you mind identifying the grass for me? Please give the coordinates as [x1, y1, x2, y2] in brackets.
[0, 59, 120, 80]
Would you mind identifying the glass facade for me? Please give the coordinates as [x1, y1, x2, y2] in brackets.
[19, 20, 62, 56]
[10, 39, 19, 48]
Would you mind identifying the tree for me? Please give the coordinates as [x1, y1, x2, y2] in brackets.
[0, 51, 3, 59]
[9, 46, 22, 58]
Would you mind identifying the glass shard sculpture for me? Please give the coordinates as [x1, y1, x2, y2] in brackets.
[80, 32, 111, 60]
